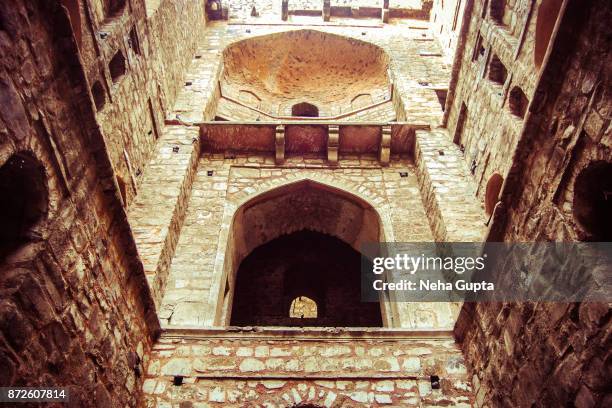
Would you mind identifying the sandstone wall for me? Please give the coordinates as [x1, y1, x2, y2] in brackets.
[0, 1, 158, 406]
[444, 0, 545, 206]
[68, 0, 206, 207]
[430, 0, 467, 64]
[454, 0, 611, 406]
[144, 329, 473, 407]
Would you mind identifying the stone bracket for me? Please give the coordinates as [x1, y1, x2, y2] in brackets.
[281, 0, 288, 21]
[382, 0, 390, 23]
[275, 125, 285, 164]
[379, 125, 391, 166]
[323, 0, 331, 22]
[327, 125, 339, 164]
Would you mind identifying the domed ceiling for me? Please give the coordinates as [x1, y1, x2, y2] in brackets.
[220, 30, 391, 117]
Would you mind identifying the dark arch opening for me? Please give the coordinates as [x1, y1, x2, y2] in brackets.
[291, 102, 319, 118]
[0, 153, 48, 260]
[489, 0, 506, 25]
[230, 230, 381, 327]
[573, 161, 612, 241]
[109, 50, 126, 83]
[91, 80, 106, 111]
[508, 86, 529, 118]
[534, 0, 563, 69]
[104, 0, 126, 18]
[488, 54, 507, 85]
[485, 173, 503, 216]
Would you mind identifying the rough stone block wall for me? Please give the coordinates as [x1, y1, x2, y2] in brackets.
[0, 2, 158, 406]
[158, 154, 438, 327]
[414, 129, 486, 242]
[444, 0, 543, 203]
[430, 0, 467, 63]
[144, 330, 473, 407]
[72, 0, 206, 206]
[454, 1, 611, 406]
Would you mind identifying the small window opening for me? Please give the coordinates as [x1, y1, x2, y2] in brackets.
[291, 102, 319, 118]
[435, 89, 448, 112]
[573, 161, 612, 241]
[472, 34, 485, 62]
[431, 375, 441, 389]
[399, 172, 408, 178]
[109, 50, 126, 83]
[534, 0, 563, 69]
[508, 86, 529, 118]
[289, 296, 318, 318]
[485, 173, 504, 216]
[489, 0, 506, 25]
[91, 81, 106, 111]
[129, 26, 141, 55]
[453, 103, 468, 145]
[0, 153, 48, 260]
[104, 0, 126, 18]
[173, 376, 183, 386]
[488, 54, 507, 86]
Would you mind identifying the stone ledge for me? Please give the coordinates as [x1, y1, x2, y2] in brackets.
[160, 325, 455, 340]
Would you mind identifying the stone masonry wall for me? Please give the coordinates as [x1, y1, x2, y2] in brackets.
[0, 1, 158, 407]
[454, 1, 611, 406]
[158, 154, 448, 329]
[430, 0, 467, 64]
[144, 329, 473, 407]
[445, 0, 543, 204]
[70, 0, 206, 207]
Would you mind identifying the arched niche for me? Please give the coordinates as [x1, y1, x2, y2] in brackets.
[291, 102, 319, 117]
[218, 179, 389, 327]
[0, 152, 49, 261]
[109, 50, 126, 83]
[91, 80, 106, 111]
[489, 0, 506, 25]
[231, 230, 382, 327]
[573, 161, 612, 241]
[103, 0, 126, 18]
[534, 0, 563, 69]
[485, 173, 504, 216]
[508, 86, 529, 118]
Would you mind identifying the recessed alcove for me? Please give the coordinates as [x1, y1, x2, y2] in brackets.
[573, 161, 612, 241]
[219, 30, 390, 119]
[0, 153, 48, 260]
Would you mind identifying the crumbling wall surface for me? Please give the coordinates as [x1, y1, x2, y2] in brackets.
[144, 330, 473, 407]
[74, 0, 206, 207]
[0, 2, 158, 406]
[455, 1, 611, 406]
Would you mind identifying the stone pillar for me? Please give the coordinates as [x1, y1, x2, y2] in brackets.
[275, 124, 285, 164]
[281, 0, 289, 21]
[323, 0, 331, 22]
[382, 0, 390, 23]
[327, 124, 339, 164]
[379, 125, 391, 166]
